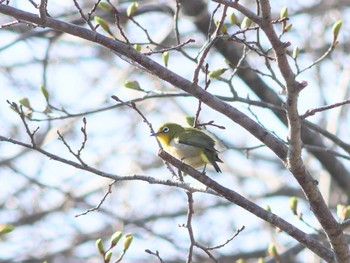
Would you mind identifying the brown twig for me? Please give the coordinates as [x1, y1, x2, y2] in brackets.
[144, 249, 164, 263]
[75, 180, 116, 217]
[300, 99, 350, 119]
[110, 95, 179, 179]
[143, 39, 195, 55]
[57, 118, 88, 166]
[207, 225, 245, 250]
[72, 0, 95, 30]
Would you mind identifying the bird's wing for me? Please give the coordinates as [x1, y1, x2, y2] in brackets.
[177, 130, 217, 152]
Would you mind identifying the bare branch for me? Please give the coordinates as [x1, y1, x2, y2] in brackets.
[158, 150, 334, 262]
[301, 99, 350, 119]
[75, 180, 115, 217]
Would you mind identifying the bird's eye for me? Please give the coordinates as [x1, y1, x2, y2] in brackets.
[163, 126, 169, 133]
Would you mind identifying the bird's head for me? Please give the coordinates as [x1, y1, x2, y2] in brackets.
[151, 123, 184, 146]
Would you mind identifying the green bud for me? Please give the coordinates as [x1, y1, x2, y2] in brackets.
[344, 206, 350, 220]
[110, 231, 123, 247]
[185, 116, 195, 126]
[133, 44, 141, 52]
[289, 197, 298, 215]
[229, 12, 238, 25]
[124, 80, 142, 91]
[25, 109, 33, 119]
[241, 17, 252, 29]
[19, 97, 31, 109]
[94, 16, 113, 36]
[283, 23, 292, 32]
[268, 243, 279, 258]
[332, 20, 342, 42]
[208, 68, 227, 79]
[280, 7, 288, 19]
[264, 205, 271, 212]
[123, 233, 133, 252]
[40, 84, 50, 102]
[337, 204, 345, 220]
[292, 46, 299, 59]
[96, 238, 105, 255]
[215, 20, 227, 34]
[104, 251, 113, 263]
[258, 258, 265, 263]
[162, 51, 169, 67]
[127, 2, 139, 17]
[0, 224, 14, 236]
[99, 2, 112, 13]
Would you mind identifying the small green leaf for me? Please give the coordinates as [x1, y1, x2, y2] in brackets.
[337, 204, 345, 220]
[344, 206, 350, 220]
[241, 17, 252, 29]
[99, 2, 112, 13]
[19, 97, 31, 109]
[264, 205, 271, 212]
[133, 44, 141, 52]
[268, 243, 279, 258]
[280, 7, 288, 19]
[215, 20, 227, 34]
[332, 20, 342, 42]
[0, 224, 14, 236]
[338, 204, 350, 221]
[94, 16, 113, 36]
[110, 231, 123, 247]
[283, 23, 292, 32]
[105, 251, 113, 263]
[123, 233, 133, 252]
[96, 238, 105, 255]
[162, 51, 169, 67]
[185, 116, 195, 127]
[289, 196, 298, 215]
[292, 46, 299, 59]
[229, 12, 239, 25]
[208, 68, 227, 79]
[40, 84, 50, 102]
[124, 80, 142, 91]
[127, 2, 139, 17]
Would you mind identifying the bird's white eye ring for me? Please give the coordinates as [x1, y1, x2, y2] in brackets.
[163, 127, 169, 133]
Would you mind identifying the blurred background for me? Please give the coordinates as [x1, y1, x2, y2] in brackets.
[0, 0, 349, 262]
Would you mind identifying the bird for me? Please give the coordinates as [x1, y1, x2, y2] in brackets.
[152, 122, 223, 172]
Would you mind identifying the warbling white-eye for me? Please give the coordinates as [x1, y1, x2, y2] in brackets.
[152, 123, 223, 173]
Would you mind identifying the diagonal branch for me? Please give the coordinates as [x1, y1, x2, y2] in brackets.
[158, 150, 334, 262]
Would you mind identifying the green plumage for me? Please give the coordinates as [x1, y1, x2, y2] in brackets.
[153, 123, 223, 173]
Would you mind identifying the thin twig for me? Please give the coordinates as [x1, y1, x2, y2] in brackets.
[300, 99, 350, 119]
[0, 20, 20, 28]
[0, 135, 220, 195]
[207, 226, 245, 250]
[193, 64, 210, 127]
[192, 4, 225, 86]
[7, 101, 39, 147]
[185, 191, 195, 263]
[72, 0, 95, 30]
[110, 95, 179, 179]
[57, 118, 88, 166]
[107, 1, 129, 43]
[143, 39, 195, 55]
[144, 249, 164, 263]
[75, 180, 116, 217]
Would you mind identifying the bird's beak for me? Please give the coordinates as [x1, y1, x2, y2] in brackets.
[151, 131, 161, 137]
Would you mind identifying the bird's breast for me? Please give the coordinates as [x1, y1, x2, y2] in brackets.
[166, 138, 205, 168]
